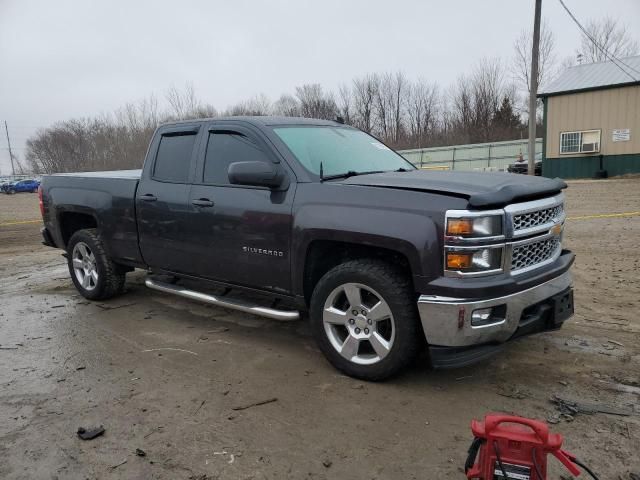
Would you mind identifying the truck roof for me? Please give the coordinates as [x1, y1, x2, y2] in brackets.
[159, 116, 347, 129]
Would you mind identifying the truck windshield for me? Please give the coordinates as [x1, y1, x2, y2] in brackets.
[273, 126, 414, 178]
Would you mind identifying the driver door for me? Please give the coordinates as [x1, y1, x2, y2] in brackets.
[186, 124, 295, 293]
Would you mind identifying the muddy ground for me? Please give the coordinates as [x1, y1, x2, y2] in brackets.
[1, 179, 639, 480]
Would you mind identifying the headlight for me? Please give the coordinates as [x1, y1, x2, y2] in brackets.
[446, 215, 502, 238]
[444, 210, 506, 277]
[445, 246, 503, 275]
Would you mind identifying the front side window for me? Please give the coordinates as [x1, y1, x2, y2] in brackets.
[203, 132, 270, 185]
[273, 126, 414, 177]
[560, 130, 600, 154]
[153, 133, 197, 183]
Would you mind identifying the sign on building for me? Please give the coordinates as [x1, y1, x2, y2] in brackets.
[612, 129, 630, 142]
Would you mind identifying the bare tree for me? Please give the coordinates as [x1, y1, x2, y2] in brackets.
[226, 94, 271, 116]
[352, 74, 379, 133]
[375, 72, 408, 146]
[473, 59, 510, 142]
[272, 94, 300, 117]
[390, 72, 409, 145]
[295, 84, 337, 120]
[166, 83, 198, 119]
[166, 83, 217, 119]
[405, 80, 439, 148]
[337, 84, 353, 124]
[115, 95, 159, 132]
[512, 20, 557, 93]
[374, 72, 409, 145]
[111, 96, 164, 167]
[448, 59, 515, 144]
[374, 74, 391, 141]
[579, 16, 639, 63]
[192, 104, 218, 118]
[448, 76, 474, 144]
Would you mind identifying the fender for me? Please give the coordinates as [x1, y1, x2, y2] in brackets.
[290, 183, 464, 297]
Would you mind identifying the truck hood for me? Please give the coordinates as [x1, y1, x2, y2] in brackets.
[341, 170, 566, 208]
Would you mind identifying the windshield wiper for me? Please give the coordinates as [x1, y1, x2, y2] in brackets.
[320, 170, 386, 182]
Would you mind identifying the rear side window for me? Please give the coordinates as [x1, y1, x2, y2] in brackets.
[153, 133, 197, 183]
[203, 132, 270, 185]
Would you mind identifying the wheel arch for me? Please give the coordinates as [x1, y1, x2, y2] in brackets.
[301, 239, 415, 307]
[58, 209, 99, 248]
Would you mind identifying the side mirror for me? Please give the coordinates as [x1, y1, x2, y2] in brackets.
[228, 161, 285, 189]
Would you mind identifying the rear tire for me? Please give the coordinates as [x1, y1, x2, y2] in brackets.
[67, 229, 126, 300]
[310, 259, 422, 381]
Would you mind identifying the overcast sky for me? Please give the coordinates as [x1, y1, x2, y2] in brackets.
[1, 0, 638, 174]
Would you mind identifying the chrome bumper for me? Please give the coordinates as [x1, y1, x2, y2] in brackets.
[417, 270, 573, 347]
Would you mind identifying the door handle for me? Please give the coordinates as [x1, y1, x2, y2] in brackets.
[139, 194, 157, 202]
[192, 198, 214, 207]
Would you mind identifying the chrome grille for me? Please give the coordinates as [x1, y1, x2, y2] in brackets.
[511, 237, 561, 272]
[513, 204, 564, 232]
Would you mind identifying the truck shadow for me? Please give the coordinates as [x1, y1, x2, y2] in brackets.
[111, 270, 516, 388]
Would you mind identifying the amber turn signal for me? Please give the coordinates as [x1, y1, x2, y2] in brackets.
[446, 218, 473, 235]
[446, 252, 473, 269]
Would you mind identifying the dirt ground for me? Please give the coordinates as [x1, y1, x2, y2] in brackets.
[1, 180, 639, 480]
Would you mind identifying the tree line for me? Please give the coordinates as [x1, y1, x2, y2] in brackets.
[22, 67, 529, 174]
[24, 16, 638, 174]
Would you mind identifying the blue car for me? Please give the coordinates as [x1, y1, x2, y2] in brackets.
[2, 179, 40, 194]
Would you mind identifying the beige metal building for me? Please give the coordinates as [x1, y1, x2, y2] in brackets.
[538, 55, 640, 178]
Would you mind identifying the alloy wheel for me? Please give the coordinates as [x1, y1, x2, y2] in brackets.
[72, 242, 98, 291]
[322, 282, 395, 365]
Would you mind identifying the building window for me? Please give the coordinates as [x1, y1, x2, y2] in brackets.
[560, 130, 601, 154]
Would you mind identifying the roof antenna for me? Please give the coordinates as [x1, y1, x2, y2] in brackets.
[335, 116, 345, 124]
[319, 161, 324, 180]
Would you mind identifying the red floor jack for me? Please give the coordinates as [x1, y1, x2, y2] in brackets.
[465, 414, 600, 479]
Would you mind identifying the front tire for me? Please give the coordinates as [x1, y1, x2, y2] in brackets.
[310, 259, 422, 381]
[67, 229, 126, 300]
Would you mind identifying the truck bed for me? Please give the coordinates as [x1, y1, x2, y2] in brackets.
[41, 171, 143, 266]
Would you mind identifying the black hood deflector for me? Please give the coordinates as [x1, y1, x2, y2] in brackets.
[342, 170, 566, 209]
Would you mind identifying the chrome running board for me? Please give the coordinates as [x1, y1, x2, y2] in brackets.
[145, 277, 300, 321]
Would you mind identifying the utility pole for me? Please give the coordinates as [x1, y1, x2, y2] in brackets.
[4, 121, 16, 176]
[528, 0, 542, 175]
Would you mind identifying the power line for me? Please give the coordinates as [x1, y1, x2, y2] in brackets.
[557, 0, 638, 81]
[617, 57, 640, 78]
[559, 0, 639, 80]
[597, 50, 640, 78]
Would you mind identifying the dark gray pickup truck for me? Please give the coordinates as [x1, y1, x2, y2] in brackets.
[40, 116, 574, 380]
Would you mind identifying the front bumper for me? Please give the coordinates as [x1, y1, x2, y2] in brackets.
[418, 269, 573, 367]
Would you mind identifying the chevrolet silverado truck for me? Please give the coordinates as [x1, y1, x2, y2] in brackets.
[39, 117, 574, 380]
